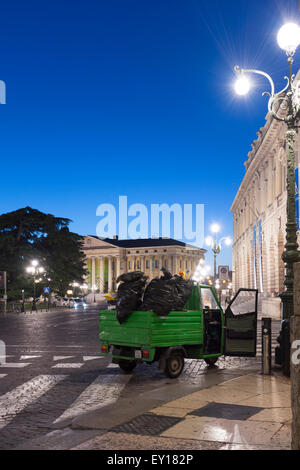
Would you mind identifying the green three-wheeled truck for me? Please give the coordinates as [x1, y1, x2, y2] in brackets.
[99, 284, 258, 378]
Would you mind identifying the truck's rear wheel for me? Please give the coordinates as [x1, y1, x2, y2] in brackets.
[204, 357, 219, 366]
[118, 359, 137, 373]
[164, 351, 184, 378]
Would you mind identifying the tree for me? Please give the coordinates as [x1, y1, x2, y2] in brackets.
[0, 207, 86, 300]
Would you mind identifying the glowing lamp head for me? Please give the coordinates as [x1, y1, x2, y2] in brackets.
[225, 237, 232, 246]
[277, 23, 300, 55]
[205, 236, 213, 247]
[211, 223, 220, 234]
[32, 260, 38, 267]
[234, 75, 251, 96]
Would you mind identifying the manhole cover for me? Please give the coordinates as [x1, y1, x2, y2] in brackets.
[189, 402, 263, 421]
[111, 414, 182, 436]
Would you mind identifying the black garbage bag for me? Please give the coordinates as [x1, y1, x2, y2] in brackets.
[116, 272, 148, 324]
[141, 269, 194, 316]
[141, 276, 179, 316]
[117, 271, 145, 283]
[173, 275, 194, 309]
[160, 267, 173, 280]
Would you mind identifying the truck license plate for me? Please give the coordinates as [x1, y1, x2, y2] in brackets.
[135, 350, 142, 359]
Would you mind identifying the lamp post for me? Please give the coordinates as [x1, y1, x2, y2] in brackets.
[234, 22, 300, 320]
[205, 224, 232, 279]
[233, 22, 300, 379]
[26, 260, 45, 312]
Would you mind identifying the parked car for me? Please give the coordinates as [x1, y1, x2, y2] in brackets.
[73, 298, 87, 309]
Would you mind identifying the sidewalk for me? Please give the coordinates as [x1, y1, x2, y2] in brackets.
[73, 373, 291, 450]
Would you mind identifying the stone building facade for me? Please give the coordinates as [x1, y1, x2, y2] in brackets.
[83, 235, 206, 294]
[231, 109, 300, 318]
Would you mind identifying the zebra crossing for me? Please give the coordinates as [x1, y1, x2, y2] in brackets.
[0, 353, 128, 446]
[0, 375, 67, 431]
[0, 325, 281, 448]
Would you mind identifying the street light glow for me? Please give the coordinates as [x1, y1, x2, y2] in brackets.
[32, 260, 38, 267]
[225, 237, 232, 246]
[211, 223, 220, 234]
[277, 23, 300, 55]
[234, 75, 251, 96]
[205, 236, 213, 247]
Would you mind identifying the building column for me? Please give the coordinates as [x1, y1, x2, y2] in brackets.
[131, 255, 136, 270]
[149, 255, 153, 277]
[140, 255, 145, 272]
[99, 257, 104, 293]
[91, 257, 96, 289]
[116, 256, 121, 279]
[108, 256, 113, 292]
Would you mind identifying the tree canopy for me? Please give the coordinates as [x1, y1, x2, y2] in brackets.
[0, 207, 86, 299]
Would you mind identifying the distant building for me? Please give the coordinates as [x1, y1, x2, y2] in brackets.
[231, 101, 300, 318]
[83, 236, 206, 293]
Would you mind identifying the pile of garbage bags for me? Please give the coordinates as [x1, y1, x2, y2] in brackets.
[115, 268, 193, 323]
[116, 271, 148, 324]
[142, 268, 193, 316]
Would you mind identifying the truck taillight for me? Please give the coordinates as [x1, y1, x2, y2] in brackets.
[142, 349, 150, 359]
[101, 345, 108, 353]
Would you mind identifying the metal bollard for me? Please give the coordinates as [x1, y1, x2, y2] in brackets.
[262, 317, 272, 374]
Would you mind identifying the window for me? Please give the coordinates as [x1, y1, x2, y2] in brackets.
[128, 261, 131, 269]
[155, 260, 159, 268]
[200, 287, 218, 310]
[137, 261, 140, 269]
[146, 260, 149, 269]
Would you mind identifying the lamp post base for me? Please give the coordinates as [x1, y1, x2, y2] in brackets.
[280, 290, 294, 320]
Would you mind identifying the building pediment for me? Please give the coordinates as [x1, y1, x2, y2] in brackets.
[83, 235, 118, 249]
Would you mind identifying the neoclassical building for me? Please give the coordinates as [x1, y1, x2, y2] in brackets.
[83, 236, 205, 294]
[231, 103, 300, 318]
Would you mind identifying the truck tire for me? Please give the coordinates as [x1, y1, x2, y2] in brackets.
[164, 351, 184, 378]
[204, 357, 219, 366]
[118, 360, 137, 373]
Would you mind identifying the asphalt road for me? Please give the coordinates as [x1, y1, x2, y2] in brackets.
[0, 306, 281, 450]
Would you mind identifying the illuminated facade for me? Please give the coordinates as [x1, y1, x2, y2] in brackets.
[231, 108, 300, 318]
[83, 235, 205, 294]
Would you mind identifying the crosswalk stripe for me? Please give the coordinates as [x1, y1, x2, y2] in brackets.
[0, 375, 67, 430]
[53, 371, 131, 424]
[83, 356, 103, 361]
[53, 356, 74, 361]
[107, 363, 119, 368]
[20, 355, 42, 360]
[0, 374, 7, 379]
[0, 363, 31, 368]
[52, 363, 83, 369]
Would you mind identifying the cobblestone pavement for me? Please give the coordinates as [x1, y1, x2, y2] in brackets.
[0, 308, 281, 450]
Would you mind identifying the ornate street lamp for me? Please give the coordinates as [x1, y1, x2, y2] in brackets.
[234, 22, 300, 321]
[205, 224, 231, 279]
[26, 260, 45, 311]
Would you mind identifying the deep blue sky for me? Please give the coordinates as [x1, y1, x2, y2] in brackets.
[1, 0, 299, 269]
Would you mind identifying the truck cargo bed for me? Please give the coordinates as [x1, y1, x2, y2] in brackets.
[99, 309, 203, 348]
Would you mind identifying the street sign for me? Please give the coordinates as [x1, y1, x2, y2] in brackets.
[218, 266, 229, 281]
[44, 287, 50, 294]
